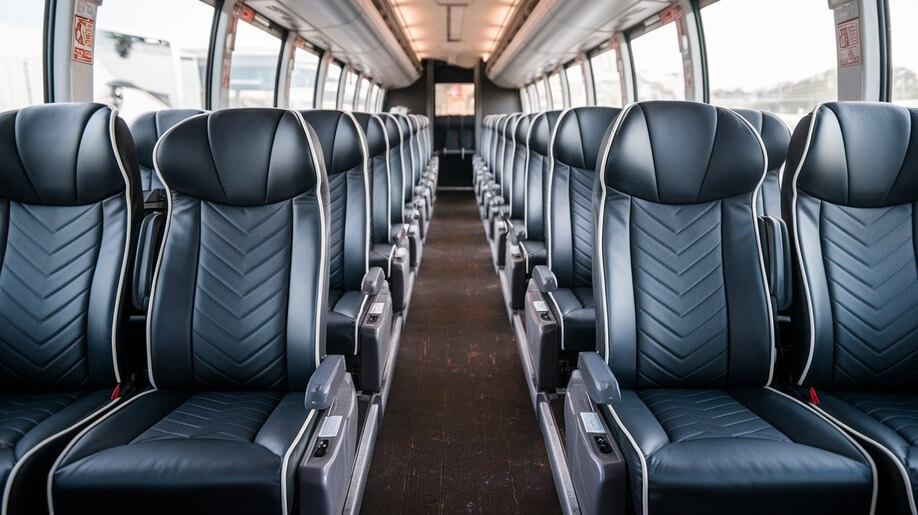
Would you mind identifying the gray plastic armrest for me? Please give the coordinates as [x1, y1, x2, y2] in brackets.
[488, 183, 501, 194]
[578, 352, 622, 404]
[361, 267, 386, 296]
[532, 265, 558, 293]
[305, 355, 347, 410]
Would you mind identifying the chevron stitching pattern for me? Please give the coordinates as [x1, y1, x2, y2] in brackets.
[631, 199, 728, 387]
[0, 392, 85, 448]
[193, 201, 291, 390]
[821, 203, 918, 389]
[640, 390, 789, 443]
[327, 172, 347, 291]
[837, 392, 918, 445]
[569, 166, 593, 287]
[132, 392, 283, 444]
[0, 202, 102, 391]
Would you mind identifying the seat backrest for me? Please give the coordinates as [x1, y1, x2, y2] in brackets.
[352, 113, 390, 245]
[734, 108, 790, 219]
[547, 107, 620, 289]
[495, 115, 511, 181]
[510, 114, 532, 218]
[395, 114, 414, 202]
[481, 116, 492, 161]
[149, 108, 326, 391]
[459, 115, 475, 150]
[596, 101, 772, 389]
[784, 102, 918, 391]
[525, 110, 562, 241]
[501, 114, 522, 202]
[382, 114, 405, 226]
[0, 103, 141, 392]
[130, 109, 204, 195]
[299, 110, 370, 293]
[407, 115, 420, 187]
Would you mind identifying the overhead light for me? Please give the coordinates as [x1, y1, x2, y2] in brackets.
[486, 0, 522, 61]
[391, 0, 422, 59]
[446, 5, 465, 42]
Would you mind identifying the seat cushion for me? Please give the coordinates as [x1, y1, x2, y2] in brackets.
[520, 240, 546, 273]
[52, 390, 313, 515]
[548, 287, 595, 352]
[328, 289, 365, 356]
[818, 391, 918, 511]
[0, 390, 113, 510]
[607, 387, 874, 514]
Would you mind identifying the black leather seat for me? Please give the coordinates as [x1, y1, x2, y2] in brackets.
[493, 113, 532, 266]
[298, 110, 391, 389]
[50, 109, 333, 515]
[352, 112, 410, 312]
[594, 101, 874, 514]
[543, 107, 620, 353]
[516, 110, 562, 276]
[487, 113, 522, 244]
[0, 103, 140, 515]
[130, 109, 204, 197]
[784, 102, 918, 514]
[383, 113, 422, 269]
[397, 114, 427, 239]
[734, 108, 790, 219]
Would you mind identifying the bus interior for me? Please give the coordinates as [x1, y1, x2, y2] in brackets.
[1, 0, 918, 514]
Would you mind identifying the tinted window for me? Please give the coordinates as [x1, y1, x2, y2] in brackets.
[322, 62, 342, 108]
[590, 47, 622, 107]
[341, 70, 358, 110]
[0, 0, 45, 110]
[548, 72, 565, 109]
[356, 77, 369, 111]
[888, 0, 918, 106]
[703, 0, 837, 126]
[228, 17, 281, 108]
[631, 20, 685, 101]
[290, 44, 319, 109]
[435, 83, 475, 115]
[94, 0, 213, 121]
[566, 62, 588, 107]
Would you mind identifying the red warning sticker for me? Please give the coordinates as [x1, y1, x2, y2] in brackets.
[72, 15, 94, 64]
[837, 18, 861, 68]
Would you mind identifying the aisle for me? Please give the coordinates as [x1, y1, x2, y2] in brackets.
[361, 191, 560, 514]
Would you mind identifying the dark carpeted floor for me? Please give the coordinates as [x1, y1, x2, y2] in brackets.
[361, 191, 560, 514]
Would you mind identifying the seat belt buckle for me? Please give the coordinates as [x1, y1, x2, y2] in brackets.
[110, 383, 121, 400]
[808, 387, 820, 405]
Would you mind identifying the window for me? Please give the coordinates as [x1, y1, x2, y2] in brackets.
[703, 0, 837, 126]
[889, 0, 918, 106]
[631, 20, 685, 101]
[93, 0, 213, 122]
[548, 72, 565, 109]
[322, 62, 342, 108]
[566, 62, 588, 107]
[355, 76, 370, 111]
[368, 83, 380, 112]
[0, 0, 44, 110]
[377, 88, 386, 111]
[527, 84, 540, 112]
[341, 70, 358, 110]
[435, 83, 475, 115]
[228, 17, 282, 108]
[590, 47, 622, 107]
[536, 80, 550, 111]
[289, 44, 320, 109]
[520, 88, 531, 113]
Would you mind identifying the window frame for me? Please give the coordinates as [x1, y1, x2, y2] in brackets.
[227, 6, 286, 108]
[288, 37, 322, 109]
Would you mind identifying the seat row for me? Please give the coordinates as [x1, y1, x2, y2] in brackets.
[0, 104, 436, 514]
[476, 102, 918, 514]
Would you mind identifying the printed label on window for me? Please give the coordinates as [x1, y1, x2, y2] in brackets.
[837, 18, 861, 68]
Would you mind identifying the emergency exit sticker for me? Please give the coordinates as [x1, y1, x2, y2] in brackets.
[72, 15, 94, 64]
[837, 18, 861, 68]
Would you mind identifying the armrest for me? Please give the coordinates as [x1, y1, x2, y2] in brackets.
[532, 265, 558, 293]
[488, 183, 501, 195]
[305, 355, 347, 410]
[757, 216, 792, 311]
[578, 352, 622, 404]
[507, 227, 521, 245]
[489, 196, 505, 207]
[361, 267, 386, 296]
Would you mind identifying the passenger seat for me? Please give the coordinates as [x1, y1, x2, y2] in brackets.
[785, 102, 918, 514]
[734, 108, 791, 219]
[0, 103, 140, 515]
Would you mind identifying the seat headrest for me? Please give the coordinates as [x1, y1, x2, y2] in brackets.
[733, 108, 790, 172]
[298, 110, 365, 176]
[396, 114, 411, 134]
[155, 109, 322, 206]
[131, 109, 204, 169]
[553, 106, 621, 172]
[351, 112, 387, 158]
[601, 101, 765, 204]
[788, 102, 918, 207]
[514, 114, 532, 142]
[382, 114, 401, 147]
[0, 103, 137, 205]
[528, 111, 562, 156]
